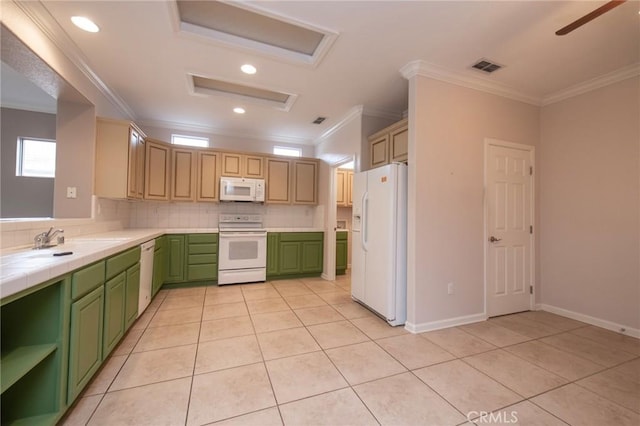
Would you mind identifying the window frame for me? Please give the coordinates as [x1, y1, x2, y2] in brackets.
[273, 145, 302, 157]
[16, 137, 56, 178]
[171, 134, 209, 148]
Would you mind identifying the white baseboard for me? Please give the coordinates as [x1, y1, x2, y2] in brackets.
[405, 312, 487, 334]
[538, 304, 640, 339]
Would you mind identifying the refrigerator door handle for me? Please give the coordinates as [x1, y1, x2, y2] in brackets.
[361, 191, 369, 252]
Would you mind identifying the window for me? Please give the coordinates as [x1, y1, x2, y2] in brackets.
[171, 134, 209, 148]
[16, 138, 56, 178]
[273, 146, 301, 157]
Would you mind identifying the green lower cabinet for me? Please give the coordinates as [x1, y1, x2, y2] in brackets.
[165, 235, 186, 283]
[301, 240, 323, 273]
[186, 234, 218, 282]
[125, 263, 140, 331]
[266, 233, 279, 276]
[269, 232, 323, 279]
[1, 277, 70, 425]
[164, 234, 219, 285]
[336, 233, 348, 275]
[152, 244, 165, 296]
[103, 273, 126, 358]
[68, 285, 104, 403]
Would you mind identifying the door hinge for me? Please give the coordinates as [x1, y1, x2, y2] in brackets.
[530, 285, 533, 294]
[529, 166, 533, 175]
[530, 225, 533, 234]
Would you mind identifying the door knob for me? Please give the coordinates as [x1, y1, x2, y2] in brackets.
[489, 236, 502, 242]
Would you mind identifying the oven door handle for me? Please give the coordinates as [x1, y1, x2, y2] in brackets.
[219, 232, 267, 238]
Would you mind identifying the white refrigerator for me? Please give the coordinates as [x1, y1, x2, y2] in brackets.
[351, 162, 407, 326]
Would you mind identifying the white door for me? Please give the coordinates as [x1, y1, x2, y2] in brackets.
[485, 141, 534, 317]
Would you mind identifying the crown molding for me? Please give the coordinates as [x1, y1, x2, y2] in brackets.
[362, 106, 403, 121]
[541, 63, 640, 106]
[14, 1, 136, 119]
[400, 60, 541, 106]
[313, 105, 364, 145]
[137, 118, 314, 146]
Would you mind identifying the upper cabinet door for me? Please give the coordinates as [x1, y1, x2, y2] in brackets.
[221, 153, 264, 178]
[336, 170, 346, 206]
[196, 151, 220, 202]
[265, 158, 291, 204]
[292, 159, 318, 205]
[389, 120, 408, 163]
[221, 153, 243, 177]
[347, 171, 354, 207]
[171, 148, 196, 201]
[244, 155, 264, 178]
[144, 140, 170, 201]
[369, 134, 389, 169]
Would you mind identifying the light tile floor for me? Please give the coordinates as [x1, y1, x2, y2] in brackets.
[61, 275, 640, 426]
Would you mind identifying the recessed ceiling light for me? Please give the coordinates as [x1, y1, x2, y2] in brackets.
[241, 64, 257, 75]
[71, 16, 99, 33]
[233, 107, 246, 114]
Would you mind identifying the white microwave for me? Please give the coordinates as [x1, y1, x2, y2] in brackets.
[220, 177, 265, 202]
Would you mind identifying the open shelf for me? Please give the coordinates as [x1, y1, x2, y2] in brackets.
[1, 344, 57, 394]
[7, 412, 60, 426]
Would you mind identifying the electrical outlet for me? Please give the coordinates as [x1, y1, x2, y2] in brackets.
[66, 187, 77, 199]
[447, 282, 454, 295]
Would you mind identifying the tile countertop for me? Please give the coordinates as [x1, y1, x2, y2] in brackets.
[0, 227, 326, 300]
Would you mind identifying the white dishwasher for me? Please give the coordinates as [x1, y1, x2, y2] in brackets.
[138, 239, 155, 317]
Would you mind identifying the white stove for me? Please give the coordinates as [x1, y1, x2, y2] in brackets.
[218, 214, 267, 285]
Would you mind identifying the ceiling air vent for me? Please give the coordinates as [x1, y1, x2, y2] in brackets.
[471, 59, 503, 73]
[312, 117, 326, 124]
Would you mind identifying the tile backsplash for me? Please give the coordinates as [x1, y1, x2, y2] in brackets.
[126, 200, 322, 229]
[0, 197, 325, 250]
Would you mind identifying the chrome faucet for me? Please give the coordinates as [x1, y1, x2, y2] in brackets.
[34, 227, 65, 249]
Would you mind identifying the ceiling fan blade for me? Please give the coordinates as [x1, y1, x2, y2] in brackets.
[556, 0, 626, 35]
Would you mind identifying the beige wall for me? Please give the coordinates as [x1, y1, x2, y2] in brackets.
[539, 76, 640, 330]
[407, 75, 540, 329]
[54, 101, 96, 218]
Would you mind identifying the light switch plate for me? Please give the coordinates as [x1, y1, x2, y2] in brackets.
[66, 187, 77, 199]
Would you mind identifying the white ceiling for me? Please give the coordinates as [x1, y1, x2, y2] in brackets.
[21, 1, 640, 145]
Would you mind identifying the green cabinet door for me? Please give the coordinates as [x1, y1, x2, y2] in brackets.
[125, 263, 140, 331]
[103, 272, 126, 358]
[165, 235, 186, 283]
[68, 285, 104, 403]
[152, 246, 165, 296]
[279, 241, 302, 274]
[266, 233, 279, 276]
[301, 241, 323, 273]
[336, 234, 348, 274]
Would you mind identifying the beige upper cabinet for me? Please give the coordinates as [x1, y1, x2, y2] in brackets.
[265, 158, 291, 204]
[368, 118, 408, 169]
[336, 170, 347, 206]
[369, 134, 389, 170]
[292, 159, 318, 205]
[221, 153, 264, 178]
[336, 169, 353, 207]
[144, 139, 170, 201]
[389, 120, 408, 162]
[347, 170, 354, 206]
[96, 118, 146, 199]
[171, 148, 196, 201]
[196, 151, 220, 202]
